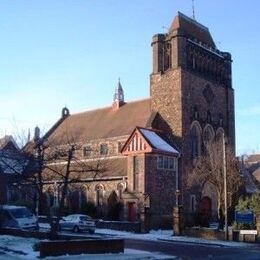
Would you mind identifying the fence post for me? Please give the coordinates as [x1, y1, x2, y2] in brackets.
[173, 206, 183, 235]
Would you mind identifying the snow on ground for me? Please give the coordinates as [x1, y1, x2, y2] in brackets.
[0, 235, 38, 259]
[0, 235, 175, 259]
[0, 226, 255, 259]
[39, 223, 252, 248]
[96, 228, 252, 248]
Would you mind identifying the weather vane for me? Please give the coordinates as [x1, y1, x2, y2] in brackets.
[192, 0, 196, 20]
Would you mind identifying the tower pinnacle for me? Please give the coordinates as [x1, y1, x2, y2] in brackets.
[112, 78, 125, 110]
[113, 78, 124, 103]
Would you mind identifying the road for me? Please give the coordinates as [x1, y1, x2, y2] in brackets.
[125, 238, 260, 259]
[38, 226, 260, 259]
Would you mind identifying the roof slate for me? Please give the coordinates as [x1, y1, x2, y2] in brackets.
[169, 12, 215, 47]
[44, 157, 127, 179]
[47, 99, 152, 146]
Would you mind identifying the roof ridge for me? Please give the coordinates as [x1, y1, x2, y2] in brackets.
[69, 98, 151, 117]
[177, 11, 209, 32]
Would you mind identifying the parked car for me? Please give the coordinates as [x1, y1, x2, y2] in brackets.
[0, 205, 38, 230]
[59, 214, 95, 233]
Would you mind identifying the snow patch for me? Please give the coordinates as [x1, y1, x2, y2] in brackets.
[140, 129, 179, 154]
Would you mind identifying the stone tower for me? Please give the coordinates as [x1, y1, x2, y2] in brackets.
[150, 12, 235, 211]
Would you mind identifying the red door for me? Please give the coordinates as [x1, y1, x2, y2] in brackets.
[200, 196, 212, 217]
[128, 202, 137, 222]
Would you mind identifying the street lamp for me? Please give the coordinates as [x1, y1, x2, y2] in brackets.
[222, 132, 228, 240]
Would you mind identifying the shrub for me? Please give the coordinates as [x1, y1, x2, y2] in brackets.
[232, 221, 254, 230]
[236, 194, 260, 213]
[32, 242, 40, 252]
[81, 201, 97, 218]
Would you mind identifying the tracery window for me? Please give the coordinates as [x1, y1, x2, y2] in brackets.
[190, 122, 202, 158]
[203, 124, 215, 152]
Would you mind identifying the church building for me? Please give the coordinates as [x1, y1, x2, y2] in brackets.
[27, 12, 234, 229]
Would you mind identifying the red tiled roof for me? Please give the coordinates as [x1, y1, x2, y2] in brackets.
[246, 154, 260, 164]
[252, 168, 260, 183]
[47, 99, 152, 146]
[169, 12, 215, 47]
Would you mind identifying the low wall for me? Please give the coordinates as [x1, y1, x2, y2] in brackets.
[96, 220, 141, 233]
[0, 228, 50, 239]
[0, 228, 98, 240]
[39, 239, 124, 258]
[183, 227, 225, 240]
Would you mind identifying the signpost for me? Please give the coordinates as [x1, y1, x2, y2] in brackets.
[235, 211, 254, 224]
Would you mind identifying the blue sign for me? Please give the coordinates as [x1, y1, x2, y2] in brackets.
[235, 211, 254, 224]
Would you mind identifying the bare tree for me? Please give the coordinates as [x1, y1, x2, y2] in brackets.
[187, 140, 243, 228]
[31, 134, 109, 235]
[0, 136, 36, 206]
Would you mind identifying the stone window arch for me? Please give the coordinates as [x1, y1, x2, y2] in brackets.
[190, 121, 202, 158]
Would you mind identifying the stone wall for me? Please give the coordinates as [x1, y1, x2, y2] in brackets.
[145, 154, 176, 228]
[150, 48, 235, 214]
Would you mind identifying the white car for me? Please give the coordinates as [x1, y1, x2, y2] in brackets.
[0, 205, 38, 230]
[59, 214, 95, 234]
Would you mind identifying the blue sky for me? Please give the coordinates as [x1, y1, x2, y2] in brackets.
[0, 0, 259, 155]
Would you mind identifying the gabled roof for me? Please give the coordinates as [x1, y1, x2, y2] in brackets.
[140, 128, 179, 155]
[169, 12, 215, 48]
[0, 150, 28, 175]
[245, 154, 260, 165]
[46, 99, 153, 146]
[252, 167, 260, 184]
[0, 136, 19, 151]
[122, 127, 179, 156]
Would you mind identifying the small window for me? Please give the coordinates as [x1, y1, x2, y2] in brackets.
[163, 157, 169, 169]
[169, 158, 174, 170]
[83, 146, 92, 157]
[100, 143, 108, 155]
[157, 156, 163, 169]
[133, 156, 139, 174]
[117, 142, 124, 153]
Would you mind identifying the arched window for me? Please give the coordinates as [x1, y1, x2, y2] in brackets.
[163, 42, 172, 71]
[117, 183, 125, 200]
[79, 185, 88, 209]
[216, 127, 225, 143]
[190, 122, 202, 159]
[203, 124, 215, 151]
[95, 184, 104, 206]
